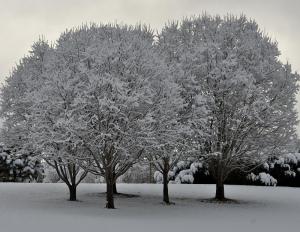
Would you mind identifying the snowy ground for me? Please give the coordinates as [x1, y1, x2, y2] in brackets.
[0, 183, 299, 232]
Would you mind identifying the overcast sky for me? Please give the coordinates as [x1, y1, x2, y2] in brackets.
[0, 0, 299, 130]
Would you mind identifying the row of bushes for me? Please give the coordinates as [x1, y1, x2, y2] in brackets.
[157, 153, 300, 187]
[2, 143, 300, 188]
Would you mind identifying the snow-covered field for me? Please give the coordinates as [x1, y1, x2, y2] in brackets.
[0, 183, 299, 232]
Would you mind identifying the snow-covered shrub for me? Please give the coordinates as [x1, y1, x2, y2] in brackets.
[190, 162, 203, 174]
[175, 169, 194, 184]
[247, 172, 277, 186]
[167, 160, 210, 184]
[0, 145, 44, 182]
[263, 162, 269, 171]
[267, 153, 300, 186]
[258, 173, 277, 186]
[282, 153, 300, 165]
[284, 170, 296, 177]
[153, 170, 176, 184]
[158, 152, 300, 187]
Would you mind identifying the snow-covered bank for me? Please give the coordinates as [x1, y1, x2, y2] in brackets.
[0, 183, 298, 232]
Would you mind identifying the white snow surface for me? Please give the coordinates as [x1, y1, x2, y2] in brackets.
[0, 183, 299, 232]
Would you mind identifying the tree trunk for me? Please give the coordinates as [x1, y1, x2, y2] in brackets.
[215, 179, 225, 200]
[113, 182, 118, 194]
[106, 181, 115, 208]
[113, 172, 118, 194]
[68, 185, 77, 201]
[163, 171, 170, 204]
[214, 156, 226, 201]
[106, 170, 115, 209]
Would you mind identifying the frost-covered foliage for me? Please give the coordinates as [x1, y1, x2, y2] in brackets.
[1, 14, 299, 205]
[153, 169, 176, 184]
[0, 145, 43, 182]
[155, 159, 209, 184]
[247, 172, 277, 186]
[265, 153, 300, 187]
[0, 39, 51, 150]
[158, 15, 299, 199]
[175, 169, 194, 184]
[26, 24, 172, 208]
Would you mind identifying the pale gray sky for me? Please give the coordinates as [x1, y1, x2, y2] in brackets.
[0, 0, 299, 130]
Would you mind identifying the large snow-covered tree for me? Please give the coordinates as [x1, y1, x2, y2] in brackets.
[0, 36, 89, 201]
[27, 30, 94, 201]
[69, 24, 165, 208]
[30, 24, 167, 208]
[158, 15, 299, 200]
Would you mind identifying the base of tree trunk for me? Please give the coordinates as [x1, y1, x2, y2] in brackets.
[163, 174, 170, 205]
[105, 203, 115, 209]
[215, 183, 225, 201]
[214, 197, 227, 202]
[162, 201, 175, 205]
[106, 181, 115, 209]
[68, 186, 77, 201]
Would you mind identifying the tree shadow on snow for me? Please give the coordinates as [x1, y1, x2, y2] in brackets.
[198, 198, 241, 204]
[85, 192, 140, 198]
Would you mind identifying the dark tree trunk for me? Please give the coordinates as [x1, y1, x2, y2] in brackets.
[68, 185, 77, 201]
[106, 169, 115, 209]
[162, 158, 171, 204]
[163, 171, 170, 204]
[215, 179, 225, 200]
[106, 182, 115, 208]
[213, 156, 226, 201]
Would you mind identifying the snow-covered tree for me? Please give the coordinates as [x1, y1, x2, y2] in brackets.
[158, 15, 299, 200]
[27, 30, 94, 201]
[71, 24, 165, 208]
[0, 39, 49, 183]
[0, 38, 51, 150]
[142, 70, 196, 204]
[30, 24, 165, 208]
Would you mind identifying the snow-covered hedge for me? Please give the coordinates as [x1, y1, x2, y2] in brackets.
[0, 145, 44, 182]
[154, 152, 300, 187]
[154, 159, 210, 184]
[247, 172, 277, 186]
